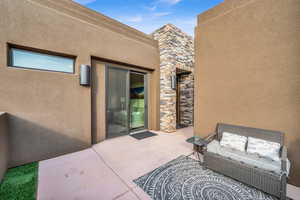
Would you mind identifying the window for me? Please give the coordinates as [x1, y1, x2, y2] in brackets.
[8, 46, 75, 73]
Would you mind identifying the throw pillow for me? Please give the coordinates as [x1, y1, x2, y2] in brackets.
[220, 132, 247, 152]
[247, 137, 281, 161]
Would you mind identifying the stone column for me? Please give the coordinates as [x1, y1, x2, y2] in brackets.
[152, 24, 194, 133]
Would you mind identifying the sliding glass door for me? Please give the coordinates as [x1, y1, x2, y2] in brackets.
[106, 66, 148, 138]
[106, 66, 130, 138]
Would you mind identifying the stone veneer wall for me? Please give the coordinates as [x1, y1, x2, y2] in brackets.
[178, 74, 194, 126]
[152, 24, 194, 132]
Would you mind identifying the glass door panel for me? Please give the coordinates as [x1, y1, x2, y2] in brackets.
[130, 72, 147, 131]
[106, 66, 129, 138]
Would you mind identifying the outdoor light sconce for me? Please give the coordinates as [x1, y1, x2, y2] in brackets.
[80, 64, 91, 86]
[171, 75, 176, 90]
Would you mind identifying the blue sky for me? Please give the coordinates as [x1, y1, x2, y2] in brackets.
[73, 0, 223, 36]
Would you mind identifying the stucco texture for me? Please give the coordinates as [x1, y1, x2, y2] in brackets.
[0, 0, 160, 167]
[195, 0, 300, 186]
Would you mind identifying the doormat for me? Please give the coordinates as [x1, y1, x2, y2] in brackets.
[176, 124, 189, 129]
[134, 156, 290, 200]
[130, 131, 157, 140]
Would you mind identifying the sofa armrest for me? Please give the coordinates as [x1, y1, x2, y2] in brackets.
[204, 132, 217, 143]
[280, 146, 287, 172]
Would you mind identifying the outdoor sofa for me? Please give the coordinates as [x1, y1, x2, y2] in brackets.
[203, 123, 290, 200]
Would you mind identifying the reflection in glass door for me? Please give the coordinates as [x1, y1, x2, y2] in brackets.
[130, 72, 147, 131]
[106, 66, 129, 138]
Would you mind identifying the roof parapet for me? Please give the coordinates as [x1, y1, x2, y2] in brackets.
[197, 0, 253, 25]
[30, 0, 157, 46]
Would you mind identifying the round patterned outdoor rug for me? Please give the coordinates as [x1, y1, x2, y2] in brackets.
[133, 156, 281, 200]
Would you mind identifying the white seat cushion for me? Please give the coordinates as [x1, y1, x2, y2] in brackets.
[207, 140, 290, 176]
[220, 132, 247, 152]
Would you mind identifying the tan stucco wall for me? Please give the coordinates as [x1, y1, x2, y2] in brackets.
[0, 0, 160, 167]
[0, 113, 9, 182]
[195, 0, 300, 186]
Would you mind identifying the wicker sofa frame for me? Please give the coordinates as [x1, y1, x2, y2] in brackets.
[203, 123, 287, 200]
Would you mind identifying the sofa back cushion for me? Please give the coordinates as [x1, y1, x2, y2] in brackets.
[220, 132, 247, 152]
[217, 123, 284, 145]
[247, 137, 281, 161]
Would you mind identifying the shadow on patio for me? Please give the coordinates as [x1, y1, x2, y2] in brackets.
[37, 127, 193, 200]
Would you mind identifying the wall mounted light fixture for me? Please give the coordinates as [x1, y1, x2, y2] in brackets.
[171, 75, 176, 90]
[80, 64, 91, 86]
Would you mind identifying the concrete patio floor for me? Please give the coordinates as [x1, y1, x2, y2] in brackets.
[37, 127, 300, 200]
